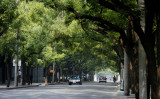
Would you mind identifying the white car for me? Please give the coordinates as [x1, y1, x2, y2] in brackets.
[69, 75, 82, 85]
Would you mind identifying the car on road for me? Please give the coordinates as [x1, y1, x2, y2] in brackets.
[68, 75, 82, 85]
[99, 76, 107, 83]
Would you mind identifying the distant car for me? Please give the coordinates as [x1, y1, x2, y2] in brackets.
[68, 75, 82, 85]
[99, 76, 107, 83]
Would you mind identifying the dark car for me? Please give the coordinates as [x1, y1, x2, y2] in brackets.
[68, 75, 82, 85]
[99, 76, 107, 83]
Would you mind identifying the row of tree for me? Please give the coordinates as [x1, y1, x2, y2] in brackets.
[0, 0, 118, 88]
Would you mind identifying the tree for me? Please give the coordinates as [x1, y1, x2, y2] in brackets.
[0, 0, 17, 87]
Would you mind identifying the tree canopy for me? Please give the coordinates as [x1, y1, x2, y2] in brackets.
[0, 0, 122, 75]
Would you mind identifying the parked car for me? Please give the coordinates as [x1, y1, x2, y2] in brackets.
[99, 76, 107, 83]
[68, 75, 82, 85]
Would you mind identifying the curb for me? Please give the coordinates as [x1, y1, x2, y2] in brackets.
[0, 84, 41, 90]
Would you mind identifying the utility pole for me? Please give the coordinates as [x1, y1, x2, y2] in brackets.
[14, 29, 19, 87]
[52, 47, 55, 84]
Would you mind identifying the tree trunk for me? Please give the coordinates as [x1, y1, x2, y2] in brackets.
[134, 57, 139, 99]
[138, 0, 148, 99]
[130, 61, 135, 94]
[6, 55, 12, 87]
[22, 56, 26, 85]
[45, 67, 49, 84]
[146, 47, 157, 99]
[157, 14, 160, 99]
[139, 40, 147, 99]
[27, 66, 30, 85]
[124, 49, 130, 96]
[0, 55, 6, 84]
[120, 62, 124, 91]
[120, 63, 123, 81]
[144, 9, 157, 98]
[133, 32, 139, 99]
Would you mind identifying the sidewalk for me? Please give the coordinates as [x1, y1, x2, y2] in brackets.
[0, 81, 64, 90]
[116, 85, 135, 99]
[0, 82, 41, 90]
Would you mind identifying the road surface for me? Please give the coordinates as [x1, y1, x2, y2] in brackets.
[0, 82, 120, 99]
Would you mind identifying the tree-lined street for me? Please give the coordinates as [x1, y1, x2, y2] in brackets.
[1, 0, 160, 99]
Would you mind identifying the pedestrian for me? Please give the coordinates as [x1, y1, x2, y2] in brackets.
[113, 76, 116, 83]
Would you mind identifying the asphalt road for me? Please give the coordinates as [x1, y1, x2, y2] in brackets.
[0, 82, 119, 99]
